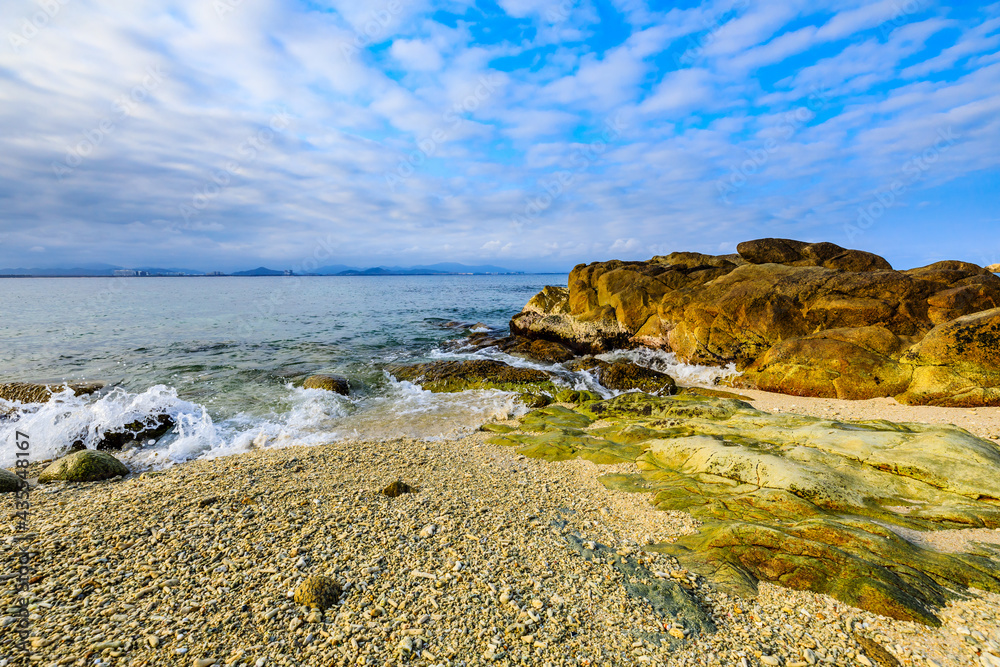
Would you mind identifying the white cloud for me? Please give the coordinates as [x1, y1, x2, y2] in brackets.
[390, 39, 444, 71]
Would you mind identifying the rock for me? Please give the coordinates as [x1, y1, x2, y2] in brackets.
[386, 359, 556, 394]
[737, 330, 912, 400]
[302, 374, 350, 396]
[0, 468, 24, 493]
[898, 308, 1000, 406]
[0, 381, 103, 404]
[518, 393, 552, 408]
[988, 263, 1000, 273]
[508, 238, 1000, 406]
[566, 359, 676, 396]
[293, 575, 342, 610]
[489, 392, 1000, 625]
[852, 633, 902, 667]
[382, 480, 414, 498]
[737, 238, 893, 272]
[599, 361, 676, 396]
[38, 450, 129, 483]
[87, 414, 175, 450]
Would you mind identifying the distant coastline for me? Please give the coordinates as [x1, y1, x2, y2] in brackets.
[0, 262, 563, 278]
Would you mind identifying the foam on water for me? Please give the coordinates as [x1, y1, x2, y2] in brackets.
[597, 348, 740, 386]
[0, 377, 527, 470]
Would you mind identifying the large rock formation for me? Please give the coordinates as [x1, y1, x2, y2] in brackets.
[509, 239, 1000, 406]
[486, 392, 1000, 625]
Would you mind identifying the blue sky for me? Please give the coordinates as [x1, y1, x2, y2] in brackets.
[1, 0, 998, 272]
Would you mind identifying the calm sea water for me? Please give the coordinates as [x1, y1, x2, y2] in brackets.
[0, 275, 732, 468]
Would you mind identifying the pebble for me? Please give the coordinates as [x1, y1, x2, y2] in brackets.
[4, 433, 998, 667]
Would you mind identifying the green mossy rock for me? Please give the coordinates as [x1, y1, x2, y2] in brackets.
[386, 360, 557, 394]
[0, 468, 24, 493]
[518, 392, 552, 408]
[303, 374, 350, 396]
[554, 388, 602, 404]
[492, 392, 1000, 625]
[38, 450, 129, 483]
[293, 575, 342, 609]
[0, 381, 104, 404]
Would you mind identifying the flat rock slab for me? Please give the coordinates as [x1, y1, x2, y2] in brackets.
[489, 392, 1000, 625]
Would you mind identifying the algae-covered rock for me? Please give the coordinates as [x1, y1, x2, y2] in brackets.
[293, 575, 342, 610]
[303, 374, 350, 395]
[38, 450, 129, 483]
[386, 360, 557, 394]
[0, 381, 104, 404]
[492, 392, 1000, 625]
[1, 468, 24, 493]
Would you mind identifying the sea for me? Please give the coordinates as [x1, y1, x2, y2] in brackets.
[0, 275, 735, 469]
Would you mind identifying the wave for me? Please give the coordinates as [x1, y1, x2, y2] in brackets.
[0, 378, 527, 470]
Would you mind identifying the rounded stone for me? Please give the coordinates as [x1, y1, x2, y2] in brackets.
[0, 468, 24, 493]
[293, 575, 342, 610]
[37, 450, 129, 483]
[302, 374, 350, 396]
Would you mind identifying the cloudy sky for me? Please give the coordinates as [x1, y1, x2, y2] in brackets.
[1, 0, 998, 272]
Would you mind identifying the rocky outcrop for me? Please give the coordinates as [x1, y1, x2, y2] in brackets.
[38, 450, 129, 483]
[303, 374, 350, 395]
[487, 392, 1000, 625]
[510, 239, 1000, 406]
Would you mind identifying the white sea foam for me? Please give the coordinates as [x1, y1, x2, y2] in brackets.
[0, 378, 527, 470]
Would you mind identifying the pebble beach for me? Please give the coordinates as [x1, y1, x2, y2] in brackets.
[5, 390, 1000, 667]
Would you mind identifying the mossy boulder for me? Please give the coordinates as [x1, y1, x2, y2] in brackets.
[489, 392, 1000, 625]
[38, 450, 129, 483]
[566, 358, 676, 396]
[293, 575, 342, 610]
[303, 374, 350, 396]
[386, 359, 557, 394]
[0, 468, 24, 493]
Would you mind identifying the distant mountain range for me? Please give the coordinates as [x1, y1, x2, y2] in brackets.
[0, 262, 520, 277]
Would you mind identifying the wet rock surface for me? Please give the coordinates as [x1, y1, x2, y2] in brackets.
[488, 392, 1000, 625]
[386, 359, 558, 394]
[302, 374, 350, 396]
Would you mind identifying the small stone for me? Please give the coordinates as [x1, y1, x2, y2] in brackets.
[193, 659, 215, 667]
[147, 635, 160, 648]
[293, 576, 342, 610]
[382, 480, 414, 498]
[761, 656, 780, 666]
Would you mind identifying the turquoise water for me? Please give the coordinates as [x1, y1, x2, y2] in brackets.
[0, 275, 732, 468]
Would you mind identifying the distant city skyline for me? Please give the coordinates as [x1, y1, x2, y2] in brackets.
[1, 1, 998, 272]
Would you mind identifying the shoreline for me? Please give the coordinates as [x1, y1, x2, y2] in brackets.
[5, 395, 1000, 666]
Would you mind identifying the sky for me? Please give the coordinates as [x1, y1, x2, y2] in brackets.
[0, 0, 998, 273]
